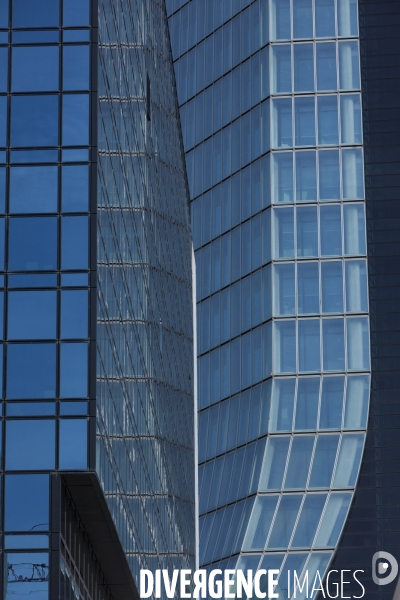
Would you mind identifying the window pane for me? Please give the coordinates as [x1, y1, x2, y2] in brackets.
[274, 208, 294, 258]
[295, 97, 315, 146]
[59, 419, 88, 469]
[340, 94, 362, 144]
[63, 0, 90, 26]
[62, 94, 90, 146]
[309, 435, 339, 488]
[243, 495, 278, 550]
[322, 319, 345, 371]
[315, 0, 335, 37]
[342, 148, 364, 199]
[61, 290, 89, 339]
[316, 43, 337, 91]
[338, 0, 358, 36]
[0, 168, 5, 213]
[61, 216, 89, 270]
[259, 436, 290, 490]
[271, 0, 290, 40]
[297, 206, 318, 257]
[5, 474, 49, 531]
[8, 291, 57, 339]
[267, 495, 302, 549]
[271, 45, 292, 93]
[321, 261, 343, 313]
[13, 0, 60, 28]
[63, 45, 90, 91]
[333, 434, 364, 487]
[291, 494, 327, 548]
[317, 96, 339, 145]
[0, 2, 8, 27]
[315, 493, 351, 547]
[0, 96, 7, 147]
[269, 378, 295, 431]
[298, 262, 319, 314]
[272, 153, 293, 203]
[4, 552, 49, 600]
[298, 320, 320, 372]
[294, 44, 314, 92]
[273, 263, 295, 316]
[344, 204, 366, 255]
[0, 48, 8, 92]
[320, 205, 341, 256]
[274, 321, 296, 374]
[293, 0, 313, 39]
[284, 436, 314, 488]
[60, 343, 88, 397]
[272, 98, 292, 148]
[345, 260, 368, 313]
[7, 343, 56, 399]
[10, 166, 58, 213]
[319, 151, 340, 200]
[6, 420, 56, 469]
[12, 46, 59, 92]
[11, 95, 59, 147]
[344, 375, 369, 429]
[9, 217, 57, 271]
[319, 376, 345, 428]
[339, 41, 360, 89]
[347, 317, 370, 371]
[295, 377, 320, 430]
[296, 152, 317, 202]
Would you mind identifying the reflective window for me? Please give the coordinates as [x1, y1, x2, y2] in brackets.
[333, 434, 364, 487]
[319, 376, 345, 428]
[63, 46, 90, 91]
[316, 43, 337, 91]
[7, 343, 56, 398]
[293, 0, 313, 39]
[6, 420, 56, 469]
[317, 96, 339, 145]
[0, 48, 8, 92]
[271, 45, 292, 93]
[243, 495, 278, 550]
[271, 0, 291, 40]
[9, 217, 57, 271]
[59, 419, 88, 469]
[295, 97, 315, 146]
[315, 0, 335, 37]
[10, 166, 58, 213]
[62, 94, 90, 146]
[4, 552, 49, 600]
[322, 319, 345, 371]
[320, 205, 341, 256]
[60, 343, 88, 397]
[272, 98, 292, 148]
[62, 165, 89, 212]
[267, 494, 302, 549]
[273, 208, 294, 257]
[291, 494, 327, 548]
[8, 291, 57, 339]
[309, 435, 339, 487]
[339, 41, 360, 90]
[341, 94, 362, 144]
[297, 206, 318, 257]
[319, 151, 340, 200]
[13, 0, 60, 28]
[284, 435, 314, 488]
[344, 204, 366, 255]
[12, 46, 59, 92]
[0, 167, 5, 213]
[321, 261, 343, 313]
[61, 291, 89, 339]
[5, 474, 49, 531]
[347, 317, 370, 370]
[272, 154, 293, 203]
[315, 493, 351, 547]
[0, 1, 8, 27]
[259, 436, 290, 490]
[294, 44, 314, 92]
[338, 0, 358, 36]
[342, 148, 364, 199]
[64, 0, 90, 26]
[11, 95, 59, 147]
[344, 375, 369, 429]
[296, 151, 317, 201]
[270, 379, 295, 431]
[295, 377, 319, 430]
[274, 321, 296, 373]
[274, 263, 295, 316]
[298, 262, 319, 314]
[0, 96, 7, 147]
[298, 320, 320, 372]
[61, 216, 89, 270]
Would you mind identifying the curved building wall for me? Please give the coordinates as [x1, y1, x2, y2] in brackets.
[167, 0, 370, 595]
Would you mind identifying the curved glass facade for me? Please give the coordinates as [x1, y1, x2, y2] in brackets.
[168, 0, 370, 594]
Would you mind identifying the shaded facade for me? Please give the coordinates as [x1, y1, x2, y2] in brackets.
[0, 0, 195, 599]
[168, 0, 370, 595]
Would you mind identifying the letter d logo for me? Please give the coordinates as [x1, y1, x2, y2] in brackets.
[372, 552, 398, 586]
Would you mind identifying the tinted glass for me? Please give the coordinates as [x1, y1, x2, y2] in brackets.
[62, 165, 89, 212]
[8, 291, 57, 339]
[9, 217, 57, 270]
[7, 343, 56, 398]
[12, 0, 60, 28]
[62, 94, 89, 146]
[59, 419, 88, 469]
[12, 46, 59, 92]
[63, 45, 90, 90]
[0, 47, 7, 92]
[63, 0, 90, 26]
[10, 166, 58, 213]
[61, 290, 88, 338]
[61, 216, 88, 270]
[6, 420, 56, 469]
[0, 167, 5, 213]
[5, 474, 49, 531]
[60, 343, 88, 397]
[0, 96, 7, 147]
[4, 552, 49, 600]
[11, 95, 59, 147]
[0, 1, 8, 27]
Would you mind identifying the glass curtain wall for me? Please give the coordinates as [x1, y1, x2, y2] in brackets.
[168, 0, 369, 595]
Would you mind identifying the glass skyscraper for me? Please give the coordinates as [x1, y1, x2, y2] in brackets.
[168, 0, 373, 595]
[0, 1, 196, 599]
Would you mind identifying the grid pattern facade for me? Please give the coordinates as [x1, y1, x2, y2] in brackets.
[167, 0, 370, 595]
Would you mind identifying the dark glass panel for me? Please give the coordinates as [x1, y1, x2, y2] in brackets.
[60, 290, 88, 338]
[12, 0, 60, 28]
[5, 474, 49, 531]
[10, 166, 58, 213]
[6, 419, 56, 469]
[63, 0, 90, 26]
[59, 419, 88, 469]
[60, 342, 88, 397]
[63, 45, 90, 91]
[8, 290, 57, 339]
[61, 165, 89, 212]
[6, 343, 56, 398]
[11, 95, 59, 147]
[61, 216, 88, 270]
[12, 46, 59, 92]
[62, 94, 89, 146]
[8, 217, 57, 271]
